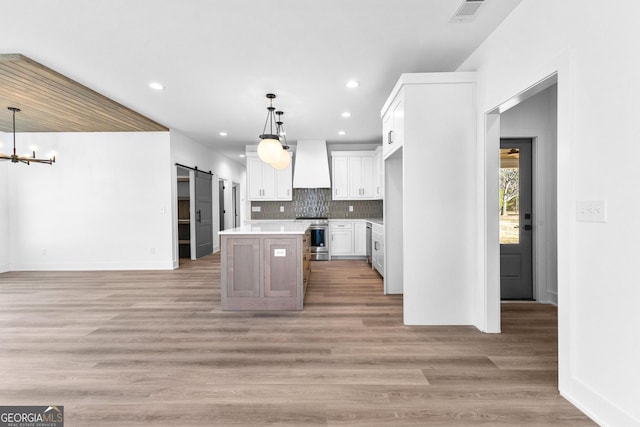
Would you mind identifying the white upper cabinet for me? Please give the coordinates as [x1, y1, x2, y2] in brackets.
[332, 155, 350, 199]
[247, 153, 292, 201]
[331, 151, 377, 200]
[382, 93, 404, 159]
[373, 146, 384, 200]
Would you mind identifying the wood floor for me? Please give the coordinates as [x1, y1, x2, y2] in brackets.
[0, 254, 594, 426]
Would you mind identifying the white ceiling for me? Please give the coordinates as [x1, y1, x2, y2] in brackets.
[0, 0, 522, 163]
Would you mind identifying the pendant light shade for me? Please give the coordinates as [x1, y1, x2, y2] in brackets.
[257, 137, 282, 163]
[270, 110, 290, 170]
[257, 94, 283, 164]
[270, 147, 291, 170]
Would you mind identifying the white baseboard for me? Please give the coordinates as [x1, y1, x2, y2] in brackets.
[9, 260, 175, 271]
[561, 376, 639, 427]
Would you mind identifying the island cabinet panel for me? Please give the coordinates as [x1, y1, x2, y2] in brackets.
[223, 238, 261, 298]
[220, 231, 307, 311]
[264, 238, 299, 298]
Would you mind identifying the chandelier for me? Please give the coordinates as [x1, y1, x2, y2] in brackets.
[0, 107, 56, 165]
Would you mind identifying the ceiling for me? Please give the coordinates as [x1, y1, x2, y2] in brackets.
[0, 54, 167, 132]
[0, 0, 522, 163]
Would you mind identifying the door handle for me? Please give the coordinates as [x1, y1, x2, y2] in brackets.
[197, 210, 202, 223]
[388, 130, 393, 144]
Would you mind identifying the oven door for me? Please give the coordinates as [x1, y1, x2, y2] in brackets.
[309, 226, 329, 260]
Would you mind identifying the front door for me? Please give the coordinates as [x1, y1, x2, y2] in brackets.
[500, 138, 533, 300]
[195, 170, 213, 258]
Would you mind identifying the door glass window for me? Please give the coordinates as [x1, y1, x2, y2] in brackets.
[500, 148, 520, 244]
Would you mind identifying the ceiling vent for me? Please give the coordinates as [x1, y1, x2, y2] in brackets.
[450, 0, 484, 23]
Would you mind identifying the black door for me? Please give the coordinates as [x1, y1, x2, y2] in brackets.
[500, 138, 533, 300]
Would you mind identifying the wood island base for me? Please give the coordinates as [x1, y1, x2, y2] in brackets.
[220, 228, 311, 311]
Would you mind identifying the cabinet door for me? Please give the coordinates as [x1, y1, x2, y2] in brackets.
[353, 221, 367, 255]
[224, 237, 261, 298]
[372, 232, 384, 277]
[360, 155, 375, 198]
[261, 162, 276, 199]
[263, 238, 298, 298]
[275, 158, 292, 200]
[348, 156, 363, 198]
[247, 156, 264, 200]
[374, 149, 384, 199]
[331, 230, 353, 255]
[332, 156, 349, 199]
[383, 95, 404, 159]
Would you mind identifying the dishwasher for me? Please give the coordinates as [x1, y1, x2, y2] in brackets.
[366, 222, 372, 265]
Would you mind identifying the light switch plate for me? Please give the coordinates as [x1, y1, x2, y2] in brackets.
[251, 206, 261, 212]
[280, 206, 284, 212]
[349, 206, 353, 212]
[576, 200, 607, 223]
[274, 249, 286, 257]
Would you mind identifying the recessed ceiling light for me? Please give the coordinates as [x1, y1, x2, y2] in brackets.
[219, 132, 228, 136]
[338, 131, 346, 136]
[149, 82, 164, 90]
[239, 154, 246, 158]
[341, 112, 351, 118]
[346, 80, 359, 88]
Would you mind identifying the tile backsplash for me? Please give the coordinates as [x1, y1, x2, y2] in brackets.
[251, 189, 383, 220]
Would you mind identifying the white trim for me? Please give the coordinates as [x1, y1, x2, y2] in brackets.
[9, 260, 175, 271]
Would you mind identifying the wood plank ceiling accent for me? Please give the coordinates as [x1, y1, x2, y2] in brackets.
[0, 54, 168, 132]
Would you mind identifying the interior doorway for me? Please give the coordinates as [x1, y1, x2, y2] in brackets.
[232, 182, 240, 228]
[484, 75, 559, 332]
[176, 166, 191, 261]
[499, 138, 533, 300]
[218, 179, 225, 231]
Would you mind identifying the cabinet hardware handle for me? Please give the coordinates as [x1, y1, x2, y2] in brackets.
[374, 242, 379, 250]
[196, 209, 202, 223]
[388, 130, 393, 144]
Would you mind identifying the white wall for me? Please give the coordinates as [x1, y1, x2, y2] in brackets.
[7, 132, 174, 270]
[169, 130, 246, 266]
[0, 132, 9, 272]
[460, 1, 640, 425]
[500, 85, 558, 304]
[402, 82, 477, 325]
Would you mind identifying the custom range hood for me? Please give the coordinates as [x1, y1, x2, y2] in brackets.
[293, 140, 331, 188]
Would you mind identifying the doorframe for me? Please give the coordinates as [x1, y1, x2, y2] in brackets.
[483, 72, 562, 332]
[481, 52, 575, 401]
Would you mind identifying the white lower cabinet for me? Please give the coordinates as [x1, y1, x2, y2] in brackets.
[371, 223, 384, 277]
[330, 220, 367, 258]
[354, 221, 367, 255]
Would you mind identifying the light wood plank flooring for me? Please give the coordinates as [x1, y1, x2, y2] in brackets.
[0, 254, 594, 426]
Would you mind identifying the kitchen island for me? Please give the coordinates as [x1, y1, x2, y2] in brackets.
[219, 222, 311, 310]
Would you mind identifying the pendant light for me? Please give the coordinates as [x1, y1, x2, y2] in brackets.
[0, 107, 56, 165]
[270, 111, 291, 170]
[257, 94, 283, 164]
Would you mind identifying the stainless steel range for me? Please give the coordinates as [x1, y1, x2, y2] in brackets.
[297, 217, 329, 261]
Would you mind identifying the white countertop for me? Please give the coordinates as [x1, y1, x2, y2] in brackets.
[219, 221, 310, 235]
